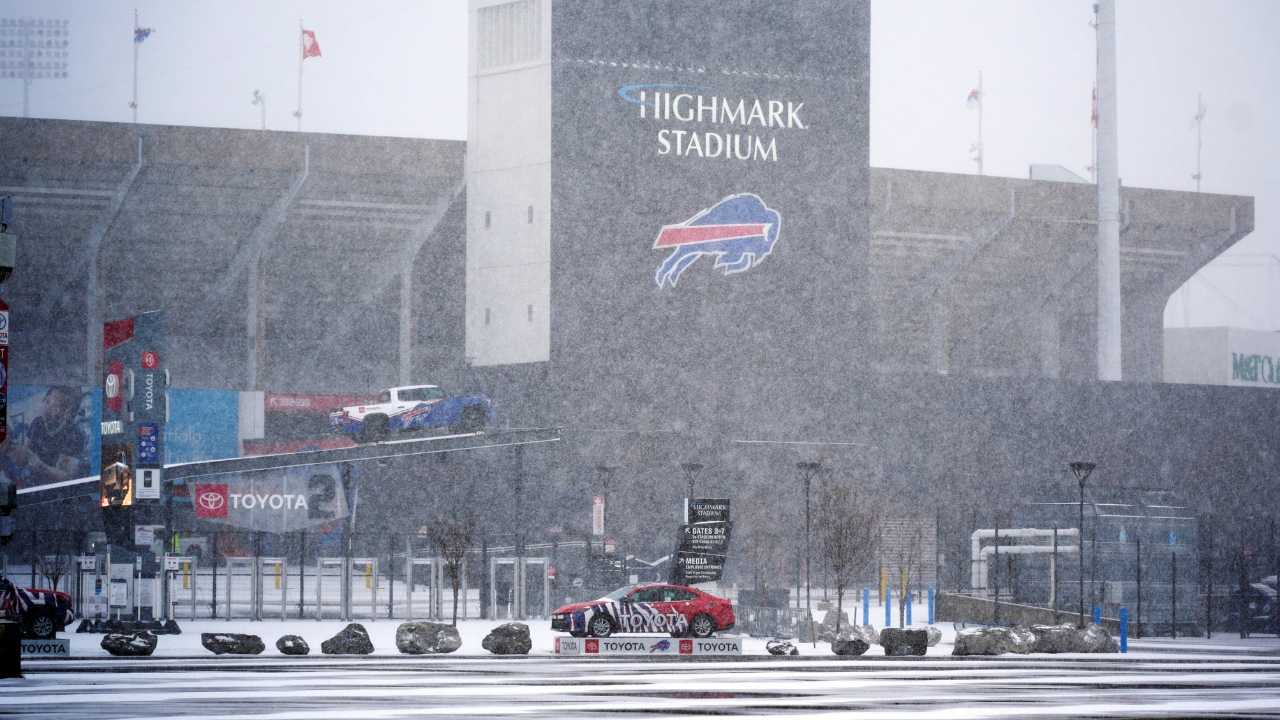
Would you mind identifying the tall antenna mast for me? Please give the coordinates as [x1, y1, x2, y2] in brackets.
[1095, 0, 1122, 381]
[968, 72, 984, 175]
[130, 9, 138, 123]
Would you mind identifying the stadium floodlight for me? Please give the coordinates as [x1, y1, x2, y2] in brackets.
[680, 462, 703, 500]
[1069, 461, 1096, 627]
[0, 17, 70, 117]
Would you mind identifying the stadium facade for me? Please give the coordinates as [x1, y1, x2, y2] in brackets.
[1, 0, 1273, 596]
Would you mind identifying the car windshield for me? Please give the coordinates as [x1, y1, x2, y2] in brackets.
[599, 585, 639, 602]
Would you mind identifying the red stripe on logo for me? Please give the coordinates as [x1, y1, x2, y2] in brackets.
[654, 223, 767, 248]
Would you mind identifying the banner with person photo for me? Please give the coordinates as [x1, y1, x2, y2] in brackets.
[1, 386, 100, 492]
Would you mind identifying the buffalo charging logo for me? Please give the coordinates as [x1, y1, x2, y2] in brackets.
[653, 193, 781, 288]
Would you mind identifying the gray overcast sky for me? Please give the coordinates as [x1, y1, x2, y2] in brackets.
[2, 0, 1278, 328]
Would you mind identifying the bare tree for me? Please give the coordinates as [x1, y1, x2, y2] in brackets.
[735, 487, 794, 595]
[37, 531, 74, 592]
[881, 519, 926, 628]
[428, 513, 477, 626]
[814, 478, 877, 639]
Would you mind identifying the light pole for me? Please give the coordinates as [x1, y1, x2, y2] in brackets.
[594, 465, 614, 583]
[1070, 461, 1096, 628]
[252, 90, 266, 130]
[797, 461, 821, 643]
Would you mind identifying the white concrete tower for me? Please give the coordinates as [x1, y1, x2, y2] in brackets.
[465, 0, 552, 366]
[1095, 0, 1122, 381]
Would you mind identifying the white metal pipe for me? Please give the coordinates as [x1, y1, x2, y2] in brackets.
[1095, 0, 1122, 380]
[970, 528, 1080, 593]
[976, 543, 1078, 592]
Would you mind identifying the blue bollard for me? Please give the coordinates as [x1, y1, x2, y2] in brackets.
[928, 586, 935, 625]
[1093, 605, 1101, 625]
[1119, 607, 1128, 653]
[885, 588, 892, 627]
[907, 591, 913, 625]
[863, 588, 870, 628]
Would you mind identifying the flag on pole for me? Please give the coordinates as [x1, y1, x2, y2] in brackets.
[134, 26, 152, 44]
[302, 30, 321, 59]
[966, 88, 980, 109]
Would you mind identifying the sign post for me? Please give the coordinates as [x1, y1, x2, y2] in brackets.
[100, 312, 167, 547]
[674, 498, 731, 585]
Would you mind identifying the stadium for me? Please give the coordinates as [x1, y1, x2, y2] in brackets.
[0, 0, 1273, 629]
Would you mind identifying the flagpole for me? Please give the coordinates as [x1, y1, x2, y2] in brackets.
[977, 71, 983, 176]
[295, 19, 303, 132]
[131, 9, 139, 123]
[1193, 94, 1205, 192]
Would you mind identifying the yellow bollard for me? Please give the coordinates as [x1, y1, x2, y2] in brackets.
[879, 566, 886, 604]
[275, 562, 281, 590]
[365, 563, 372, 589]
[182, 562, 190, 590]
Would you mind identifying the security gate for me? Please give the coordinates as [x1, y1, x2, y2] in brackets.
[489, 557, 550, 620]
[257, 557, 288, 620]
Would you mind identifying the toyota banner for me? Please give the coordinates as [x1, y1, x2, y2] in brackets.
[194, 464, 347, 533]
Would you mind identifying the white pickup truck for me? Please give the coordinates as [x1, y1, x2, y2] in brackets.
[328, 385, 494, 442]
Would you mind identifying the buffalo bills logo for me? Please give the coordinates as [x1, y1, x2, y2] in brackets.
[653, 193, 781, 288]
[649, 639, 671, 653]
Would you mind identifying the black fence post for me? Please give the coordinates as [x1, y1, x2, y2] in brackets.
[1239, 547, 1250, 639]
[210, 531, 219, 619]
[1135, 534, 1142, 639]
[297, 531, 306, 620]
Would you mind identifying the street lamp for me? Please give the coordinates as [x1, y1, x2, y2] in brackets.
[680, 462, 703, 502]
[1070, 461, 1096, 628]
[797, 461, 821, 643]
[252, 89, 266, 130]
[595, 465, 615, 585]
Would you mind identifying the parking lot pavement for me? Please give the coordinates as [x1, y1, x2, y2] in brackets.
[7, 651, 1280, 719]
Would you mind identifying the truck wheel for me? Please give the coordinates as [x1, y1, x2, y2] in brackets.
[460, 406, 487, 433]
[25, 608, 58, 640]
[362, 415, 390, 442]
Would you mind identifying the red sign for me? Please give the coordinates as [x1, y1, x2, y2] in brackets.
[265, 393, 368, 413]
[105, 361, 123, 412]
[679, 639, 693, 654]
[141, 351, 159, 369]
[585, 639, 599, 654]
[194, 484, 229, 518]
[103, 317, 135, 350]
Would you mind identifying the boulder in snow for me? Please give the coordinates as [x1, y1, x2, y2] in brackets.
[396, 622, 462, 654]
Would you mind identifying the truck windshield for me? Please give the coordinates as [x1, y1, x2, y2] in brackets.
[377, 391, 391, 403]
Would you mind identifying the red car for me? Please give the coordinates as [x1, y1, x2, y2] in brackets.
[551, 584, 735, 638]
[0, 573, 75, 639]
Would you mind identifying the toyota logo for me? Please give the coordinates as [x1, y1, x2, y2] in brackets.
[105, 374, 120, 398]
[198, 492, 225, 510]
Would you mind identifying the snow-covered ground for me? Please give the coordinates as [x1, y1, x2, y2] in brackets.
[6, 603, 1280, 718]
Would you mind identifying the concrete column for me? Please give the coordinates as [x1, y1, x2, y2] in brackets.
[930, 289, 951, 375]
[1040, 301, 1060, 379]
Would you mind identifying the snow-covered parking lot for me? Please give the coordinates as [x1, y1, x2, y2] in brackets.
[6, 620, 1280, 718]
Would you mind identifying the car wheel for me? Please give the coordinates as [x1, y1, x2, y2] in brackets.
[25, 609, 58, 640]
[689, 613, 717, 639]
[587, 614, 615, 638]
